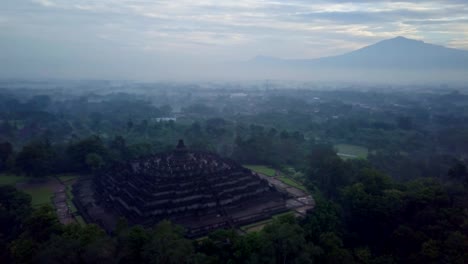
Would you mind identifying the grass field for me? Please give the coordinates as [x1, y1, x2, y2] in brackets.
[240, 219, 272, 231]
[21, 186, 55, 206]
[284, 167, 305, 179]
[17, 178, 58, 207]
[1, 174, 83, 226]
[335, 144, 369, 159]
[0, 174, 27, 185]
[272, 211, 294, 219]
[243, 165, 276, 177]
[0, 174, 57, 207]
[243, 222, 269, 233]
[277, 176, 308, 192]
[240, 211, 294, 232]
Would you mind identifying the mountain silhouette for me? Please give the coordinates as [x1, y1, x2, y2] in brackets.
[252, 37, 468, 70]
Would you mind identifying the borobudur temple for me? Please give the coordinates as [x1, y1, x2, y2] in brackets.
[74, 140, 289, 237]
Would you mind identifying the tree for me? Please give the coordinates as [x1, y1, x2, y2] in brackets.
[109, 136, 128, 161]
[10, 205, 61, 263]
[16, 141, 54, 177]
[0, 142, 13, 171]
[448, 162, 468, 186]
[0, 186, 32, 262]
[206, 118, 227, 138]
[303, 199, 342, 244]
[197, 229, 240, 263]
[21, 205, 61, 243]
[260, 214, 312, 264]
[89, 112, 103, 131]
[340, 170, 401, 251]
[34, 224, 115, 264]
[306, 144, 351, 199]
[397, 116, 412, 130]
[0, 120, 14, 138]
[86, 153, 104, 171]
[67, 136, 107, 172]
[34, 235, 82, 264]
[127, 120, 134, 132]
[117, 225, 150, 263]
[27, 95, 51, 111]
[160, 105, 173, 116]
[318, 232, 354, 264]
[142, 220, 194, 264]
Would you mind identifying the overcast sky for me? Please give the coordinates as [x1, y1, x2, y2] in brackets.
[1, 0, 468, 80]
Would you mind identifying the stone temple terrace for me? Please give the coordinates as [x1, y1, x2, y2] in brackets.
[74, 140, 290, 237]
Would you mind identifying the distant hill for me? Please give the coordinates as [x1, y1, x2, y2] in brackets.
[252, 37, 468, 70]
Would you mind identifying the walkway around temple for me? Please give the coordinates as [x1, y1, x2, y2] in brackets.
[241, 170, 315, 232]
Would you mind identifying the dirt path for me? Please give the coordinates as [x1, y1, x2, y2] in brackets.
[52, 179, 75, 225]
[258, 171, 315, 217]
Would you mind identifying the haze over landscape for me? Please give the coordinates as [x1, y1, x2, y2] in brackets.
[1, 1, 468, 263]
[1, 0, 468, 82]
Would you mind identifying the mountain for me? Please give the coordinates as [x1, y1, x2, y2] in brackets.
[252, 37, 468, 70]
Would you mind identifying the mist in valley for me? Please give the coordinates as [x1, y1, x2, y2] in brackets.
[1, 1, 468, 263]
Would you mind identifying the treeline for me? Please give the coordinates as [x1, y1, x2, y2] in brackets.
[0, 120, 311, 177]
[1, 91, 312, 174]
[305, 145, 468, 263]
[0, 136, 157, 177]
[0, 93, 173, 146]
[3, 89, 468, 183]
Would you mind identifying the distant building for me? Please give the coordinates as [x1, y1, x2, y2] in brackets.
[230, 93, 248, 98]
[152, 117, 177, 122]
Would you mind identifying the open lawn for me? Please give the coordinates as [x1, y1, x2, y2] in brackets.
[240, 211, 294, 232]
[335, 144, 368, 159]
[277, 176, 308, 192]
[1, 174, 59, 207]
[243, 222, 269, 233]
[21, 186, 55, 206]
[16, 178, 60, 207]
[241, 219, 272, 231]
[243, 165, 276, 177]
[272, 211, 294, 219]
[0, 174, 27, 185]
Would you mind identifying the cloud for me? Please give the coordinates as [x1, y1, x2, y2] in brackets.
[1, 0, 467, 79]
[31, 0, 55, 7]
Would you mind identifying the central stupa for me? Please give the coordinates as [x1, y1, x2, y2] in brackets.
[89, 140, 288, 237]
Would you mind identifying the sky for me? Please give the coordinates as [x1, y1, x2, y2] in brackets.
[1, 0, 468, 80]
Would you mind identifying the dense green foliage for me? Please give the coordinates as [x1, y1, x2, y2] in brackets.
[0, 84, 467, 263]
[2, 86, 468, 181]
[1, 147, 467, 263]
